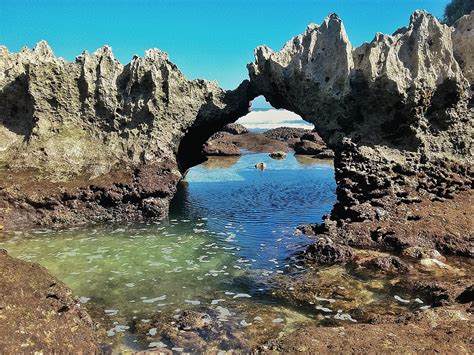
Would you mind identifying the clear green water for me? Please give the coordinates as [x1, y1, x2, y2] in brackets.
[1, 153, 426, 351]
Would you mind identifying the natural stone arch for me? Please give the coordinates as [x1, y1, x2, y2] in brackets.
[247, 11, 473, 256]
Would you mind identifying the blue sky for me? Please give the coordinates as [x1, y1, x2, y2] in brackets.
[1, 0, 448, 105]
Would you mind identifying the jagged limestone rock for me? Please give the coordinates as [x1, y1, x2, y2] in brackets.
[249, 11, 473, 255]
[452, 11, 474, 87]
[0, 42, 251, 227]
[249, 11, 472, 214]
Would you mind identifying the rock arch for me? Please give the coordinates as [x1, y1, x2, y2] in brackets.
[247, 11, 473, 257]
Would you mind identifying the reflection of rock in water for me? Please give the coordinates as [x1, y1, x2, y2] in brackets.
[201, 156, 240, 169]
[294, 155, 334, 167]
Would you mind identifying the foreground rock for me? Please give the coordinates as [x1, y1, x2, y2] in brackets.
[0, 42, 251, 228]
[261, 307, 472, 354]
[0, 250, 99, 352]
[249, 11, 473, 261]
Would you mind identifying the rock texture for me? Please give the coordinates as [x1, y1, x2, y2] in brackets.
[0, 249, 99, 352]
[249, 11, 473, 258]
[0, 42, 251, 228]
[452, 11, 474, 88]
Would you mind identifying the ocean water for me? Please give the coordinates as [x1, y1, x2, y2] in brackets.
[0, 153, 425, 351]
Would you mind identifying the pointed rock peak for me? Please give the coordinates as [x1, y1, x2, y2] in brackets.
[33, 40, 54, 57]
[409, 10, 437, 29]
[323, 12, 344, 28]
[0, 46, 9, 56]
[305, 23, 319, 34]
[144, 48, 169, 61]
[254, 45, 273, 61]
[93, 45, 115, 60]
[327, 13, 341, 21]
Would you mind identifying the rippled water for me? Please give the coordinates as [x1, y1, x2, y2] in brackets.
[1, 153, 338, 348]
[1, 153, 426, 351]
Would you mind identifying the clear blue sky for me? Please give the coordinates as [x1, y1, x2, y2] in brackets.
[1, 0, 448, 94]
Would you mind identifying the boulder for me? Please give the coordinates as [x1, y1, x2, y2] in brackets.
[293, 140, 325, 155]
[221, 123, 249, 135]
[269, 151, 287, 159]
[302, 238, 354, 265]
[202, 141, 241, 156]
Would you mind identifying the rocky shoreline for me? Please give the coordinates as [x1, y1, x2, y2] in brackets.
[0, 10, 472, 353]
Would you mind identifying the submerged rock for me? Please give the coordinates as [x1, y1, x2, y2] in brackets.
[361, 256, 411, 274]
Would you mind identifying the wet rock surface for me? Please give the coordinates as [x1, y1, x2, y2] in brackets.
[261, 307, 472, 354]
[0, 250, 99, 352]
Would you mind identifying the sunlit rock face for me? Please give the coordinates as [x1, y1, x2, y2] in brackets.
[0, 42, 251, 227]
[249, 11, 473, 225]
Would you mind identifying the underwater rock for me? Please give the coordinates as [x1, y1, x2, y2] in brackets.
[176, 310, 212, 331]
[361, 256, 411, 274]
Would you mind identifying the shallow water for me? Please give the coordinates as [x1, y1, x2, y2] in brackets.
[0, 153, 428, 351]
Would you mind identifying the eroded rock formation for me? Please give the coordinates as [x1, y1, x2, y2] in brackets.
[0, 43, 251, 228]
[249, 11, 473, 257]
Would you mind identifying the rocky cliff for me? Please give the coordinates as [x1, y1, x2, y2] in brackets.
[249, 11, 473, 257]
[0, 43, 251, 227]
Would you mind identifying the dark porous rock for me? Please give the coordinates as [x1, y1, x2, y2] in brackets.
[263, 127, 311, 143]
[202, 140, 241, 156]
[0, 252, 99, 352]
[221, 123, 249, 135]
[302, 237, 354, 265]
[269, 151, 287, 159]
[397, 278, 474, 310]
[301, 132, 325, 144]
[293, 139, 326, 155]
[456, 285, 474, 304]
[361, 256, 411, 274]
